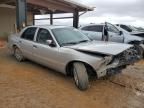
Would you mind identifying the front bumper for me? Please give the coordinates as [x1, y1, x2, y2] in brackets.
[96, 47, 141, 78]
[140, 44, 144, 50]
[96, 59, 126, 78]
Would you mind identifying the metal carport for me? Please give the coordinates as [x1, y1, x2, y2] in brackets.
[0, 0, 93, 31]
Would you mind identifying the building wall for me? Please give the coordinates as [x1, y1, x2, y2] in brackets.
[0, 7, 33, 36]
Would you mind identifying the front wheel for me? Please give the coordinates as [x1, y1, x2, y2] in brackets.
[134, 45, 143, 58]
[73, 62, 89, 91]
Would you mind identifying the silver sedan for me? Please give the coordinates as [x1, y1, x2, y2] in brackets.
[8, 25, 141, 90]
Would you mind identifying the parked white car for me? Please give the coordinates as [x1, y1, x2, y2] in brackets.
[116, 24, 144, 38]
[8, 25, 141, 90]
[79, 23, 144, 57]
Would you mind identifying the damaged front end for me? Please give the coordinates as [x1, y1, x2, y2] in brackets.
[114, 47, 141, 65]
[97, 47, 142, 77]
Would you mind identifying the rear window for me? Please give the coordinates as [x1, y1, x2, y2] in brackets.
[21, 27, 37, 41]
[81, 26, 90, 31]
[82, 25, 103, 32]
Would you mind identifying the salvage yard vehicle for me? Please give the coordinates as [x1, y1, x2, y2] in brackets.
[79, 22, 144, 57]
[116, 24, 144, 38]
[8, 25, 141, 90]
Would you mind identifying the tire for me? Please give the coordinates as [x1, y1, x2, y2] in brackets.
[134, 45, 143, 58]
[73, 62, 89, 91]
[14, 47, 24, 62]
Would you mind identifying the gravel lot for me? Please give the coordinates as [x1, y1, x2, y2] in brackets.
[0, 46, 144, 108]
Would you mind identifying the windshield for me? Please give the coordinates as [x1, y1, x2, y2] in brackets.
[120, 25, 133, 32]
[52, 27, 90, 46]
[128, 25, 137, 31]
[129, 26, 144, 32]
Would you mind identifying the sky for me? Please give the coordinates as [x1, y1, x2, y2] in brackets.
[35, 0, 144, 27]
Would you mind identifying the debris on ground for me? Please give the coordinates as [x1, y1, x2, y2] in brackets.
[109, 61, 144, 92]
[0, 40, 6, 48]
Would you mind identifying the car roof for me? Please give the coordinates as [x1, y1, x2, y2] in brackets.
[27, 25, 72, 29]
[79, 23, 104, 28]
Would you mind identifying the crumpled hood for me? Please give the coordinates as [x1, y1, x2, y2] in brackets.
[64, 41, 132, 56]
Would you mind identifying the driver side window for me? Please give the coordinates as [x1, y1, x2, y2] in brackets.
[36, 28, 53, 45]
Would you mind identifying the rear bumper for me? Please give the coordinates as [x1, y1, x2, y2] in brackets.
[8, 45, 15, 55]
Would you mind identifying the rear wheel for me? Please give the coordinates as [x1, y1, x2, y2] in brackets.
[14, 47, 24, 62]
[73, 62, 89, 91]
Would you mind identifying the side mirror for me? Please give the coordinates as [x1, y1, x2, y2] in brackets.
[46, 40, 56, 47]
[119, 31, 123, 35]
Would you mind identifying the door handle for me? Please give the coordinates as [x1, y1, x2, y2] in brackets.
[33, 45, 38, 48]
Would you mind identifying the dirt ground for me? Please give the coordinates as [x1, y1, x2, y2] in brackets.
[0, 45, 144, 108]
[0, 40, 6, 48]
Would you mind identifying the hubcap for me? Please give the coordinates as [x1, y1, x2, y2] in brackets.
[15, 48, 22, 61]
[73, 67, 79, 86]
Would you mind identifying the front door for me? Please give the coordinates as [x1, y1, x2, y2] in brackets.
[32, 28, 59, 69]
[107, 23, 124, 43]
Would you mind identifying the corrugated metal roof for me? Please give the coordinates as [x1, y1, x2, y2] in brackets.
[0, 0, 94, 13]
[58, 0, 94, 11]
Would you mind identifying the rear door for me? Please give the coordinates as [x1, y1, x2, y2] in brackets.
[107, 23, 124, 43]
[81, 25, 103, 41]
[19, 27, 37, 59]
